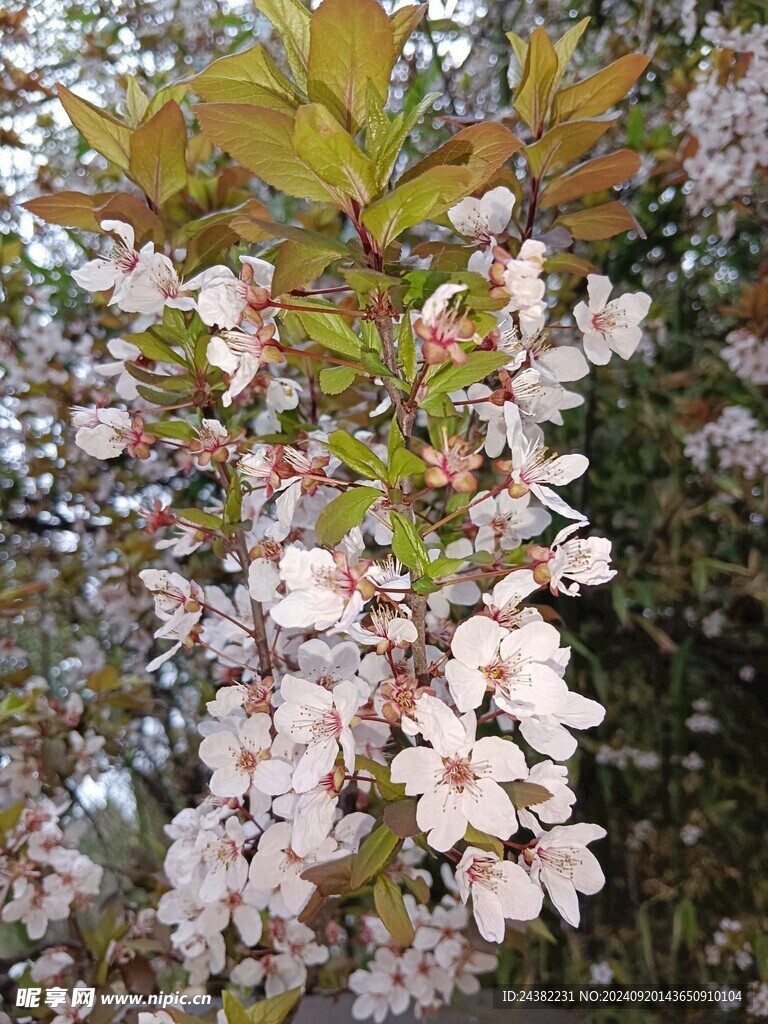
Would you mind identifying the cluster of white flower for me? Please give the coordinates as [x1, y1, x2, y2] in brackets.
[705, 918, 754, 972]
[63, 184, 652, 1002]
[685, 698, 720, 735]
[684, 406, 768, 479]
[349, 896, 498, 1021]
[596, 745, 661, 771]
[0, 798, 103, 940]
[721, 328, 768, 386]
[679, 14, 768, 214]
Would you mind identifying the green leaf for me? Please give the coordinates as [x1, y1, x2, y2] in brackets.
[355, 755, 406, 801]
[524, 117, 618, 178]
[428, 350, 509, 396]
[404, 269, 506, 313]
[293, 103, 378, 205]
[129, 330, 184, 364]
[350, 825, 402, 889]
[402, 872, 430, 903]
[272, 238, 340, 295]
[514, 27, 559, 134]
[387, 415, 406, 463]
[249, 988, 303, 1024]
[315, 486, 380, 546]
[388, 448, 426, 485]
[552, 53, 651, 124]
[224, 473, 243, 526]
[56, 85, 132, 171]
[464, 825, 504, 858]
[175, 508, 224, 530]
[318, 365, 359, 396]
[397, 312, 417, 379]
[196, 104, 333, 202]
[307, 0, 395, 134]
[327, 430, 388, 480]
[254, 0, 311, 90]
[366, 88, 439, 191]
[0, 694, 33, 724]
[150, 421, 195, 441]
[289, 310, 362, 358]
[129, 100, 188, 207]
[390, 511, 430, 575]
[374, 875, 415, 948]
[341, 267, 400, 295]
[194, 44, 299, 111]
[0, 801, 24, 836]
[425, 556, 463, 579]
[362, 166, 472, 249]
[223, 992, 253, 1024]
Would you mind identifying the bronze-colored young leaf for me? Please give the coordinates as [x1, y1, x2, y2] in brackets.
[183, 222, 240, 276]
[557, 200, 643, 240]
[145, 82, 191, 121]
[552, 17, 590, 81]
[389, 3, 426, 55]
[194, 44, 300, 111]
[540, 149, 641, 208]
[307, 0, 395, 134]
[56, 84, 132, 172]
[400, 122, 523, 192]
[94, 193, 166, 245]
[129, 100, 188, 208]
[524, 117, 617, 178]
[514, 27, 559, 135]
[544, 252, 599, 277]
[373, 875, 415, 948]
[300, 854, 355, 896]
[552, 53, 651, 124]
[383, 798, 421, 838]
[293, 103, 378, 205]
[195, 103, 331, 201]
[254, 0, 311, 91]
[504, 781, 554, 809]
[22, 191, 116, 232]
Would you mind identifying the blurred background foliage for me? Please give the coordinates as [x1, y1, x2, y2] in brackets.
[1, 0, 766, 1012]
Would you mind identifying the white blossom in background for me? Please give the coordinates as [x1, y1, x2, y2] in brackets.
[574, 275, 651, 365]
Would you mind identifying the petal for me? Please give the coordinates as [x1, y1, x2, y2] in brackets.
[445, 662, 489, 713]
[541, 866, 581, 927]
[471, 886, 506, 943]
[451, 617, 505, 668]
[582, 330, 612, 365]
[465, 778, 516, 839]
[585, 274, 612, 312]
